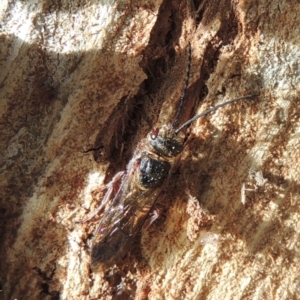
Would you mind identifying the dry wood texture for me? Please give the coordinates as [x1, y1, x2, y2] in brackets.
[1, 0, 300, 299]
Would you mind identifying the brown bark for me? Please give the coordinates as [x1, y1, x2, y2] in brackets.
[1, 0, 300, 299]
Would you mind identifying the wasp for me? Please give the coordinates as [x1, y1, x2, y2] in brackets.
[88, 43, 257, 268]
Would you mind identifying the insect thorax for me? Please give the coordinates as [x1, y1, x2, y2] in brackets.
[138, 153, 170, 189]
[136, 125, 185, 189]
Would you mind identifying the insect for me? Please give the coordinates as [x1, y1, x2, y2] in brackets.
[88, 43, 257, 268]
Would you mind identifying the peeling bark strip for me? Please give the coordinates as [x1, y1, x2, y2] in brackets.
[1, 0, 300, 299]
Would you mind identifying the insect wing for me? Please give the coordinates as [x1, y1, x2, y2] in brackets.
[91, 173, 161, 267]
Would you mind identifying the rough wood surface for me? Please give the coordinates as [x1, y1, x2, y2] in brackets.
[1, 0, 300, 299]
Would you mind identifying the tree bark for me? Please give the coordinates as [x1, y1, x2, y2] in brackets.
[1, 0, 300, 299]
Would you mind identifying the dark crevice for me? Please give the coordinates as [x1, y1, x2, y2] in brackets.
[40, 282, 60, 300]
[91, 0, 188, 180]
[193, 0, 209, 26]
[32, 267, 60, 299]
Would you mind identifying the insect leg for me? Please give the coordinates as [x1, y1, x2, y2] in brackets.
[143, 207, 160, 229]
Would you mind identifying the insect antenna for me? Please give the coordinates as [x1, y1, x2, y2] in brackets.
[175, 94, 258, 134]
[172, 43, 192, 128]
